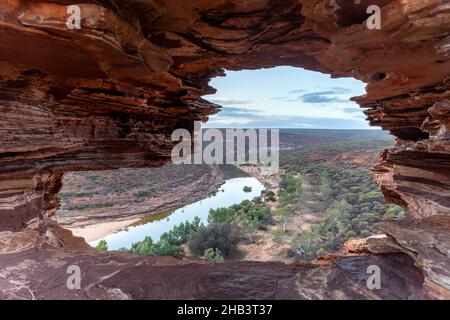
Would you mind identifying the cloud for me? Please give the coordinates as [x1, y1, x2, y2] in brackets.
[205, 106, 369, 129]
[328, 86, 352, 94]
[272, 87, 354, 103]
[207, 98, 254, 105]
[342, 107, 363, 114]
[288, 89, 305, 94]
[297, 91, 349, 103]
[269, 96, 289, 101]
[214, 106, 263, 118]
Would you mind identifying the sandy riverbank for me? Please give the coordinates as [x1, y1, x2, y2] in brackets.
[59, 165, 225, 243]
[69, 217, 141, 243]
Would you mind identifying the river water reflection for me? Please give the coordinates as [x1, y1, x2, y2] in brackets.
[90, 177, 264, 250]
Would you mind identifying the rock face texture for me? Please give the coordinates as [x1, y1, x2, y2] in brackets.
[0, 247, 424, 300]
[0, 0, 449, 299]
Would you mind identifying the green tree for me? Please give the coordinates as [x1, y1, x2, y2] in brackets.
[208, 207, 236, 224]
[386, 205, 405, 220]
[241, 215, 259, 243]
[128, 236, 182, 256]
[264, 191, 276, 202]
[188, 223, 240, 257]
[292, 230, 323, 261]
[160, 217, 202, 245]
[278, 191, 295, 207]
[345, 230, 357, 239]
[202, 248, 225, 263]
[253, 196, 263, 204]
[96, 240, 108, 251]
[278, 206, 294, 233]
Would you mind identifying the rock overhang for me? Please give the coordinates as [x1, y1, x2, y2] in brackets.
[0, 0, 449, 299]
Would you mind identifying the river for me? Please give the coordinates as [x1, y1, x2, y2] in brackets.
[90, 177, 265, 250]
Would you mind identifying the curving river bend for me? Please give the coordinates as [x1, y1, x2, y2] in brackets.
[90, 177, 264, 250]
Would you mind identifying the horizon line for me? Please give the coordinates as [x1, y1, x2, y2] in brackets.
[202, 127, 383, 130]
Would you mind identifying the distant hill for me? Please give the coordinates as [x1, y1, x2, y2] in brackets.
[197, 128, 393, 155]
[279, 129, 393, 150]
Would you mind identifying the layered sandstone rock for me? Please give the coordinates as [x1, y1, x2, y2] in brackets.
[0, 0, 449, 299]
[0, 247, 424, 300]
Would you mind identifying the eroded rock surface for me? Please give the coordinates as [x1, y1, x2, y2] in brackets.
[0, 0, 449, 299]
[0, 247, 423, 300]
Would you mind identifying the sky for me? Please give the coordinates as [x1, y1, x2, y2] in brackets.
[202, 66, 373, 129]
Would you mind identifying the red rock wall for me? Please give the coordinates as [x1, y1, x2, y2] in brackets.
[0, 0, 449, 298]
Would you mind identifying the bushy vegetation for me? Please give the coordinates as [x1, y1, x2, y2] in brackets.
[128, 236, 183, 256]
[243, 186, 252, 193]
[277, 171, 302, 232]
[91, 138, 402, 264]
[208, 200, 271, 243]
[95, 240, 108, 251]
[208, 207, 237, 224]
[263, 190, 276, 202]
[271, 229, 285, 245]
[202, 248, 225, 263]
[67, 201, 114, 211]
[123, 217, 203, 256]
[188, 223, 240, 257]
[386, 205, 405, 221]
[160, 217, 203, 245]
[280, 139, 393, 170]
[135, 190, 153, 198]
[111, 197, 271, 260]
[282, 141, 405, 261]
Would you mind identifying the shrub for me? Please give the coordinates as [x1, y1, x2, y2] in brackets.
[277, 206, 294, 232]
[253, 196, 263, 204]
[202, 248, 225, 263]
[160, 217, 202, 245]
[264, 191, 276, 202]
[188, 223, 240, 257]
[291, 230, 323, 261]
[240, 215, 259, 243]
[315, 248, 327, 258]
[361, 230, 371, 237]
[243, 186, 252, 193]
[271, 229, 285, 245]
[125, 218, 203, 256]
[386, 205, 405, 221]
[242, 205, 271, 227]
[208, 201, 271, 228]
[96, 240, 108, 251]
[345, 230, 357, 239]
[135, 191, 152, 198]
[128, 236, 182, 256]
[208, 207, 236, 224]
[156, 239, 183, 256]
[104, 201, 114, 208]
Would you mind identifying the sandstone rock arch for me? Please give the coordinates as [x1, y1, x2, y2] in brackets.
[0, 0, 448, 299]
